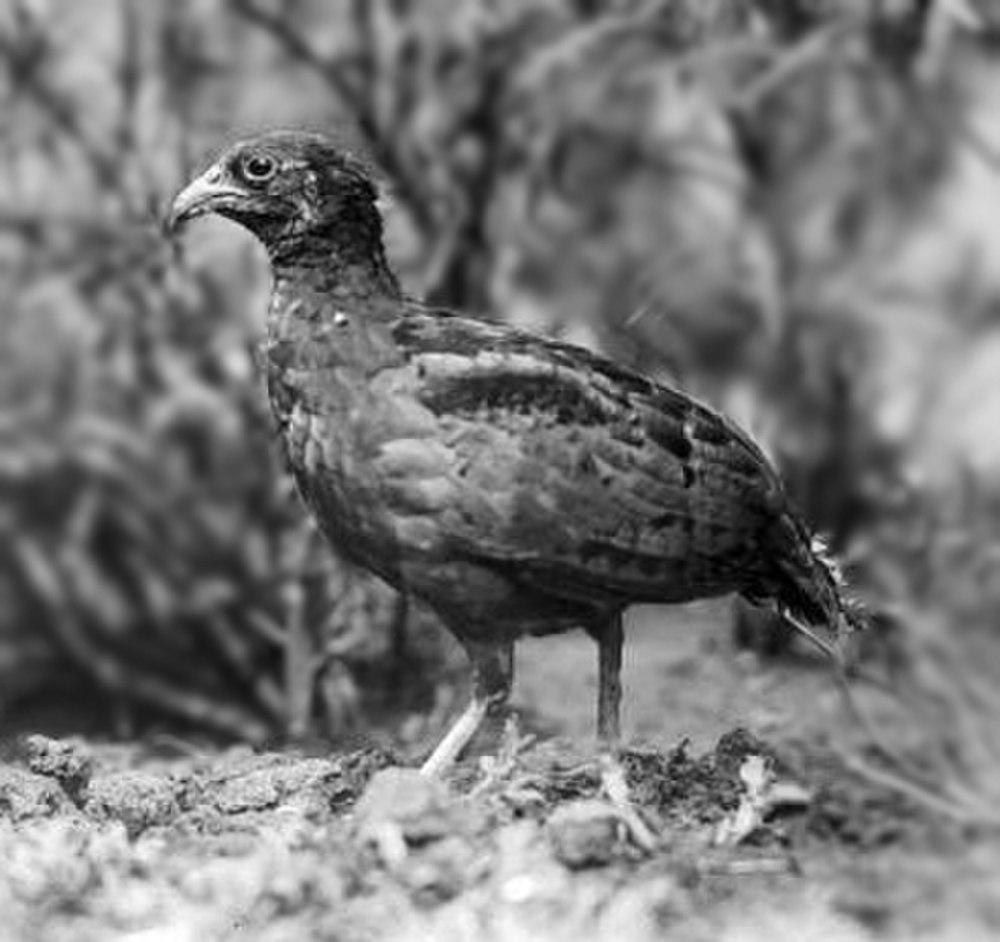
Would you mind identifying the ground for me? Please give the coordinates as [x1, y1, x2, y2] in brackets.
[1, 603, 998, 942]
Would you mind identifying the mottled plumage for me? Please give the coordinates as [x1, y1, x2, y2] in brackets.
[169, 132, 857, 772]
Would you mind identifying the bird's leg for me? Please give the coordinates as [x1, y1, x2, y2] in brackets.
[592, 613, 624, 747]
[589, 613, 656, 850]
[420, 640, 513, 777]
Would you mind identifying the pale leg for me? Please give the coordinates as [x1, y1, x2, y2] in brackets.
[420, 640, 513, 776]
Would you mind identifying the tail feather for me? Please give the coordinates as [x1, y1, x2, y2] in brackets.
[755, 515, 866, 660]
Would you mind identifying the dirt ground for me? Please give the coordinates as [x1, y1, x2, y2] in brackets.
[1, 603, 998, 942]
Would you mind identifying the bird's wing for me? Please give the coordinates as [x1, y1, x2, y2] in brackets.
[374, 307, 793, 603]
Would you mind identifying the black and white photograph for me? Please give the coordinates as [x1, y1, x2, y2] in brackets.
[1, 1, 999, 939]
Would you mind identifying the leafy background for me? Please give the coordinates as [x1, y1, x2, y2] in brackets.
[2, 1, 1000, 813]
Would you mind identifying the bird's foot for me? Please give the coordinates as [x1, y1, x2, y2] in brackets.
[470, 713, 536, 795]
[599, 751, 659, 853]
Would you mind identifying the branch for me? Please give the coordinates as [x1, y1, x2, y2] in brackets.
[229, 0, 355, 98]
[11, 531, 269, 742]
[0, 28, 122, 193]
[731, 16, 862, 113]
[0, 207, 156, 239]
[958, 118, 1000, 173]
[838, 751, 1000, 828]
[783, 606, 1000, 827]
[204, 612, 287, 723]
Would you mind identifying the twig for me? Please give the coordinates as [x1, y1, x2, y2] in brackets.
[780, 606, 1000, 824]
[601, 753, 659, 853]
[469, 714, 536, 797]
[11, 529, 270, 742]
[229, 0, 347, 93]
[0, 28, 120, 191]
[510, 7, 673, 98]
[204, 612, 286, 723]
[701, 857, 794, 876]
[245, 607, 288, 648]
[282, 580, 316, 739]
[732, 17, 862, 113]
[779, 608, 843, 665]
[839, 751, 1000, 828]
[958, 119, 1000, 174]
[0, 208, 157, 240]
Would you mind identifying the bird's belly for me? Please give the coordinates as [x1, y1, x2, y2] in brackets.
[291, 459, 601, 641]
[399, 557, 608, 642]
[280, 418, 608, 638]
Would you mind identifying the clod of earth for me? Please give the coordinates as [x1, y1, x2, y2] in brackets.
[0, 731, 978, 941]
[546, 799, 622, 868]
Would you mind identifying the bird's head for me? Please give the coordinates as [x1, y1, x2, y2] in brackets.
[167, 131, 384, 266]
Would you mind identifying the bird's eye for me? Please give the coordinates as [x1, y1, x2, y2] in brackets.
[241, 154, 277, 184]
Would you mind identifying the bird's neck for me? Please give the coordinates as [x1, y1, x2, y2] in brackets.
[266, 261, 406, 378]
[273, 255, 400, 303]
[268, 213, 401, 301]
[264, 208, 407, 376]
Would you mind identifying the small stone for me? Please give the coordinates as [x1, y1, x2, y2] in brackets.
[25, 736, 93, 801]
[85, 772, 181, 838]
[401, 834, 475, 904]
[547, 799, 620, 869]
[211, 768, 284, 814]
[353, 767, 455, 845]
[0, 766, 73, 821]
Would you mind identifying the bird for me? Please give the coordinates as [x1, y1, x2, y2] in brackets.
[168, 131, 860, 775]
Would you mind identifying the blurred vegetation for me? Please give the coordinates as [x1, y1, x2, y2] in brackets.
[1, 0, 1000, 811]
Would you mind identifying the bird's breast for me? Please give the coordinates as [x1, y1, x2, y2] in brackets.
[265, 327, 455, 584]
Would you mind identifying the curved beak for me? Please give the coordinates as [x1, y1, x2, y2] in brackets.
[166, 165, 245, 232]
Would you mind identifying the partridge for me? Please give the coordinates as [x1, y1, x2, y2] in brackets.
[169, 132, 858, 774]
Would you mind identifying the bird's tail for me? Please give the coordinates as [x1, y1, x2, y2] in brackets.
[762, 516, 867, 665]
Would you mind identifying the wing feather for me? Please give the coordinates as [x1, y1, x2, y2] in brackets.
[382, 308, 787, 601]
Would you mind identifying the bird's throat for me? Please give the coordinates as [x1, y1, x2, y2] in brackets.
[271, 248, 400, 301]
[267, 211, 401, 302]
